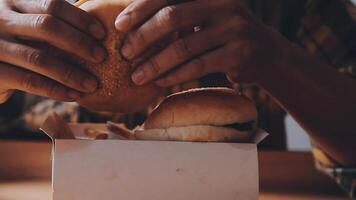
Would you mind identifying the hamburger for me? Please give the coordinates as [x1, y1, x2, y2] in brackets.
[132, 87, 258, 142]
[75, 0, 161, 113]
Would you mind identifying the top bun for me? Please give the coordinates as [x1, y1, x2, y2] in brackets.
[144, 87, 257, 129]
[76, 0, 161, 113]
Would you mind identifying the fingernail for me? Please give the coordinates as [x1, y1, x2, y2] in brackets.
[68, 91, 81, 100]
[83, 77, 98, 92]
[89, 22, 105, 39]
[115, 15, 131, 32]
[121, 43, 133, 59]
[93, 46, 106, 62]
[132, 69, 145, 85]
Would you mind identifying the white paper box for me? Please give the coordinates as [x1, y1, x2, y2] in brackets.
[42, 118, 266, 200]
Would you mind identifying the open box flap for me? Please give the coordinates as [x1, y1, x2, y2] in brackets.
[40, 112, 75, 141]
[251, 129, 269, 144]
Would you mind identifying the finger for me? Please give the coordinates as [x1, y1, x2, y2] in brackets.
[0, 89, 14, 104]
[131, 17, 242, 85]
[13, 0, 105, 39]
[121, 0, 237, 59]
[0, 39, 98, 93]
[155, 40, 244, 87]
[155, 50, 223, 87]
[121, 1, 206, 59]
[0, 63, 82, 101]
[21, 40, 79, 64]
[115, 0, 235, 33]
[130, 33, 176, 67]
[4, 13, 106, 63]
[224, 39, 257, 83]
[115, 0, 167, 33]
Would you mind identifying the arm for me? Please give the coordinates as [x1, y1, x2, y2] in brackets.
[115, 0, 356, 166]
[259, 47, 356, 166]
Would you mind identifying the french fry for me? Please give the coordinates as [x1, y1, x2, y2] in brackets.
[106, 121, 136, 140]
[84, 128, 109, 140]
[74, 0, 89, 7]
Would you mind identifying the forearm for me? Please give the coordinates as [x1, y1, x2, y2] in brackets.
[112, 0, 356, 165]
[260, 46, 356, 166]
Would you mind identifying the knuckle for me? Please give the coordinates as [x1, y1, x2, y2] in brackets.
[132, 30, 147, 46]
[21, 73, 40, 91]
[147, 58, 160, 75]
[173, 38, 191, 60]
[70, 33, 91, 49]
[46, 83, 60, 97]
[230, 16, 249, 34]
[231, 40, 254, 59]
[42, 0, 61, 14]
[158, 6, 180, 28]
[230, 40, 243, 50]
[34, 14, 57, 31]
[27, 50, 46, 66]
[61, 67, 76, 83]
[11, 44, 24, 56]
[0, 11, 14, 27]
[230, 41, 241, 54]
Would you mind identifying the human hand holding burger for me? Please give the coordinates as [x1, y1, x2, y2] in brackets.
[0, 0, 106, 103]
[115, 0, 356, 166]
[114, 0, 300, 87]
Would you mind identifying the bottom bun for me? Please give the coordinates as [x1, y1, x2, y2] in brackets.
[134, 125, 251, 142]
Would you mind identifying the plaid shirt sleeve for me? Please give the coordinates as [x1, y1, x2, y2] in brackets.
[298, 0, 356, 198]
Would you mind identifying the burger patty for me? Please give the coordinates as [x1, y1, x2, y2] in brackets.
[223, 121, 255, 131]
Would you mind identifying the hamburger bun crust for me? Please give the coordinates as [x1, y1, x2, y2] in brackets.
[76, 0, 161, 113]
[135, 125, 251, 142]
[144, 87, 257, 129]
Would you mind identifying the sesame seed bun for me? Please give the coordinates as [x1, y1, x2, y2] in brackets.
[76, 0, 161, 113]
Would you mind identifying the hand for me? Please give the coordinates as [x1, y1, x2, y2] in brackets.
[115, 0, 298, 87]
[0, 0, 107, 103]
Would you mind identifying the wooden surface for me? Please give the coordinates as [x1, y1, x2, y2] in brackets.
[0, 141, 51, 180]
[258, 150, 345, 195]
[0, 181, 349, 200]
[0, 140, 350, 199]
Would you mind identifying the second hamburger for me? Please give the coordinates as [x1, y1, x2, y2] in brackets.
[133, 87, 258, 142]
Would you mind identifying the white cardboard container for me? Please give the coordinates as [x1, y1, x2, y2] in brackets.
[41, 117, 267, 200]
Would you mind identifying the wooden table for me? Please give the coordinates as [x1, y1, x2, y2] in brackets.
[0, 140, 350, 200]
[0, 180, 348, 200]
